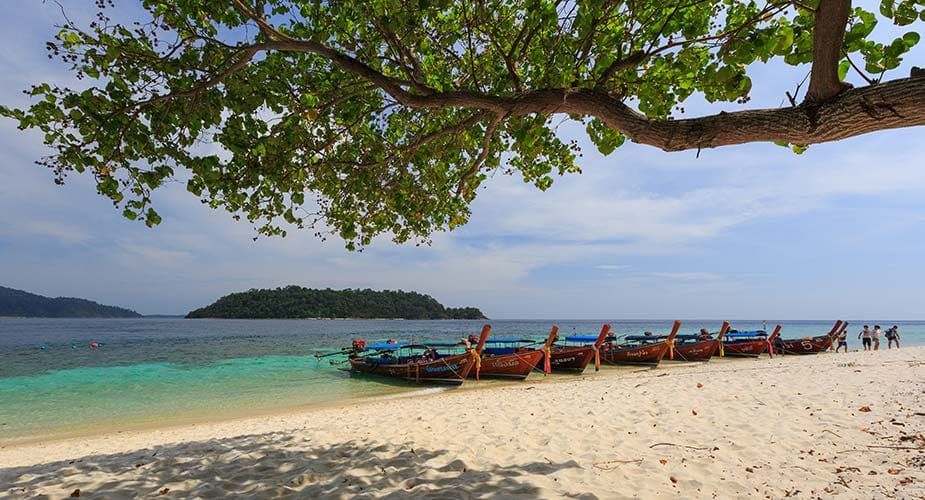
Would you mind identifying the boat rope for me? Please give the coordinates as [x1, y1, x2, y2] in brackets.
[506, 350, 546, 372]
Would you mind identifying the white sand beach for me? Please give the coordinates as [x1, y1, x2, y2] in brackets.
[2, 347, 923, 499]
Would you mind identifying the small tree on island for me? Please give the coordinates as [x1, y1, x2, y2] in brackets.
[2, 0, 924, 249]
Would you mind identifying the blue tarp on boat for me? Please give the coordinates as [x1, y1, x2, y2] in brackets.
[724, 331, 768, 338]
[624, 335, 663, 341]
[366, 343, 407, 350]
[564, 335, 601, 342]
[675, 334, 708, 341]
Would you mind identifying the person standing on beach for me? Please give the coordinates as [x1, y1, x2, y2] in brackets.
[858, 325, 872, 351]
[886, 325, 901, 349]
[872, 325, 882, 351]
[835, 329, 848, 353]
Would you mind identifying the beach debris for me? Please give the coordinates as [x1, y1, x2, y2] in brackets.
[887, 468, 901, 475]
[70, 489, 80, 497]
[691, 410, 698, 416]
[659, 459, 668, 465]
[669, 476, 678, 483]
[592, 459, 643, 470]
[159, 488, 170, 495]
[868, 470, 878, 475]
[823, 487, 834, 494]
[867, 445, 925, 450]
[858, 406, 872, 413]
[650, 442, 710, 451]
[696, 383, 703, 389]
[899, 478, 914, 485]
[898, 433, 925, 444]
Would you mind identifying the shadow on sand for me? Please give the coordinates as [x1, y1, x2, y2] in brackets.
[1, 431, 590, 499]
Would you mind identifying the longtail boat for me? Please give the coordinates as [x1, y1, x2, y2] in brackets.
[719, 325, 781, 357]
[347, 326, 490, 384]
[775, 320, 845, 355]
[467, 326, 559, 380]
[539, 324, 611, 372]
[599, 321, 682, 366]
[670, 322, 731, 361]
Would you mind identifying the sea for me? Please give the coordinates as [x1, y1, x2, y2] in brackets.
[1, 318, 922, 443]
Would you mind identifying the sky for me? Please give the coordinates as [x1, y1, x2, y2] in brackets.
[1, 2, 924, 319]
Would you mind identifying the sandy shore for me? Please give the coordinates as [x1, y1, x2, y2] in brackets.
[2, 347, 923, 499]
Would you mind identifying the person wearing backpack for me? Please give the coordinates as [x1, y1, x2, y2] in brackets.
[885, 325, 901, 349]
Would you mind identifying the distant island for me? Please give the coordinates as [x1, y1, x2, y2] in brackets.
[0, 285, 142, 318]
[186, 286, 487, 320]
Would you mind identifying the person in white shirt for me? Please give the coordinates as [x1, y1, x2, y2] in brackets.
[858, 325, 872, 351]
[872, 325, 882, 351]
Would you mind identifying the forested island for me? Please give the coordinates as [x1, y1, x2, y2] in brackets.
[186, 286, 487, 320]
[0, 285, 141, 318]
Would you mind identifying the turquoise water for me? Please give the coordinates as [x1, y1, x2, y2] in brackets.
[1, 318, 922, 441]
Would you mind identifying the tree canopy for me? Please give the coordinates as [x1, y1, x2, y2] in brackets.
[3, 0, 924, 248]
[185, 286, 487, 319]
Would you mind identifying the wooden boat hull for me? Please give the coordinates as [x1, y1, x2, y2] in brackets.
[601, 341, 671, 366]
[776, 335, 833, 355]
[539, 346, 595, 372]
[671, 339, 719, 361]
[720, 339, 769, 357]
[348, 352, 474, 384]
[470, 350, 544, 380]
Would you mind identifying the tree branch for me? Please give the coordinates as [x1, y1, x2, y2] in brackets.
[456, 114, 500, 195]
[371, 17, 430, 93]
[806, 0, 852, 101]
[230, 0, 294, 41]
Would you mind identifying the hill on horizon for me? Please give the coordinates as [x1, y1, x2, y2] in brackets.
[187, 286, 487, 320]
[0, 286, 142, 318]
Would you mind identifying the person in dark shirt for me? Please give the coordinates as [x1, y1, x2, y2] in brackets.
[885, 325, 901, 349]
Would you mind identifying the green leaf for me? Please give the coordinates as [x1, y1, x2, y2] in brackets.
[838, 60, 851, 80]
[145, 209, 162, 227]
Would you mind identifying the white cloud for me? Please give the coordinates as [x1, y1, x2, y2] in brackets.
[647, 272, 722, 281]
[0, 217, 91, 245]
[594, 264, 628, 270]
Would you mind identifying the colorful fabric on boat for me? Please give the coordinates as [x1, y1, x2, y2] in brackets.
[564, 335, 601, 342]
